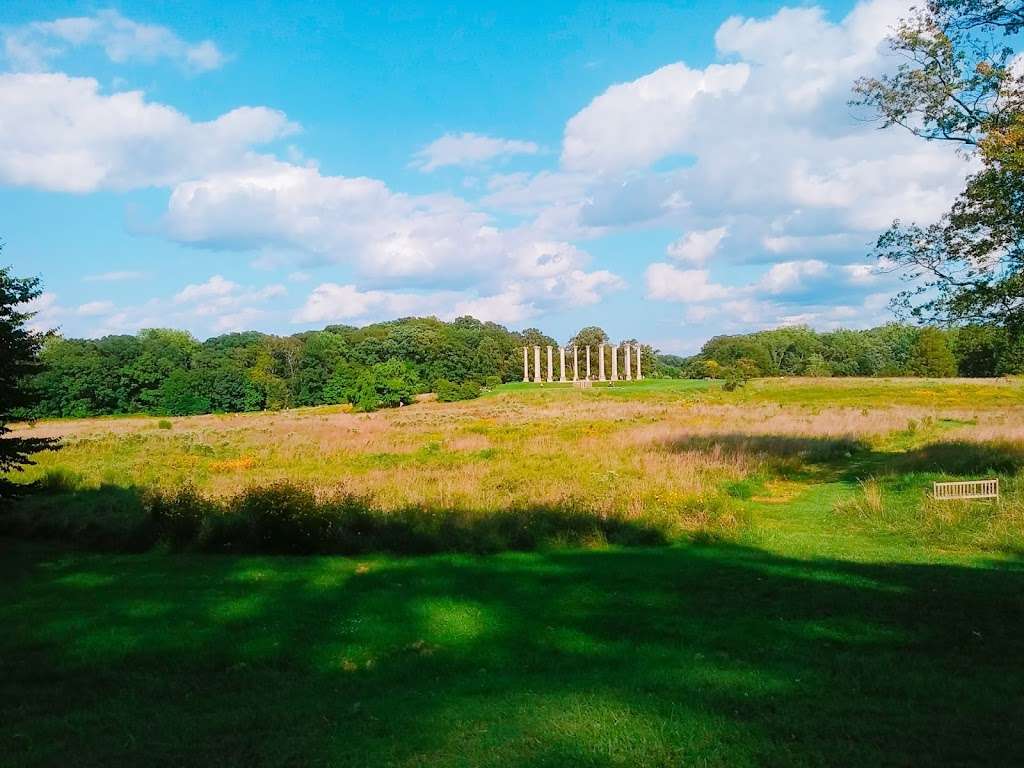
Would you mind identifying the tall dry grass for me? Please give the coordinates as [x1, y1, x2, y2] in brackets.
[10, 381, 1024, 552]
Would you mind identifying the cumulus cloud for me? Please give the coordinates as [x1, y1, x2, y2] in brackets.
[756, 259, 828, 295]
[292, 265, 623, 328]
[174, 275, 239, 304]
[666, 227, 728, 265]
[4, 9, 225, 73]
[23, 291, 62, 332]
[165, 159, 498, 277]
[173, 275, 285, 331]
[412, 132, 539, 172]
[293, 283, 450, 324]
[646, 255, 900, 334]
[645, 264, 730, 303]
[562, 62, 750, 173]
[76, 300, 115, 316]
[450, 288, 536, 325]
[542, 0, 969, 255]
[162, 157, 625, 316]
[0, 73, 296, 192]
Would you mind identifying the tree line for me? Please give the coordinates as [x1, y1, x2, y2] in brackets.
[22, 318, 567, 418]
[673, 324, 1023, 381]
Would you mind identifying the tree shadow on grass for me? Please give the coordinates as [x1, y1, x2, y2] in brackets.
[0, 483, 676, 556]
[662, 433, 1024, 480]
[1, 539, 1022, 767]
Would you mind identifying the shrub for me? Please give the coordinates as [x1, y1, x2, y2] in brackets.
[722, 369, 746, 392]
[458, 380, 482, 400]
[228, 483, 336, 554]
[11, 482, 687, 556]
[157, 419, 173, 430]
[484, 375, 501, 389]
[436, 378, 482, 402]
[147, 485, 216, 548]
[435, 379, 460, 402]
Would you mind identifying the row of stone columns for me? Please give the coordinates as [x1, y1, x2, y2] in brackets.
[522, 344, 644, 383]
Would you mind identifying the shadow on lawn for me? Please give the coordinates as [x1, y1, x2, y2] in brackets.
[0, 483, 676, 555]
[663, 433, 1024, 479]
[1, 539, 1022, 767]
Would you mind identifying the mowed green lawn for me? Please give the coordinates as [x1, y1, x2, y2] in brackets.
[3, 379, 1024, 766]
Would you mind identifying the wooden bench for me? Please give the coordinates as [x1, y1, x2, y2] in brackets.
[932, 479, 999, 501]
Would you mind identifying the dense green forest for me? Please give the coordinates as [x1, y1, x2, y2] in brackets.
[674, 324, 1024, 380]
[26, 317, 562, 418]
[22, 317, 1023, 420]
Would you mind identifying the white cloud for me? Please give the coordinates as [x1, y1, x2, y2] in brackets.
[162, 157, 625, 317]
[562, 62, 749, 173]
[171, 275, 285, 330]
[293, 283, 443, 324]
[563, 270, 626, 305]
[213, 308, 266, 333]
[842, 263, 878, 285]
[76, 300, 114, 316]
[174, 275, 239, 304]
[762, 232, 861, 255]
[666, 226, 728, 265]
[23, 291, 62, 331]
[756, 259, 828, 295]
[165, 159, 499, 279]
[4, 9, 225, 73]
[552, 0, 971, 266]
[0, 73, 296, 193]
[645, 264, 731, 303]
[413, 132, 539, 172]
[293, 265, 623, 327]
[452, 288, 535, 325]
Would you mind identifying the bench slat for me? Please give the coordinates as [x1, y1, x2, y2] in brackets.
[932, 479, 999, 500]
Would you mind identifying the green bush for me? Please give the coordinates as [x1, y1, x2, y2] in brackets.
[436, 378, 483, 402]
[147, 485, 213, 548]
[435, 379, 460, 402]
[458, 380, 482, 400]
[157, 419, 173, 430]
[484, 375, 501, 389]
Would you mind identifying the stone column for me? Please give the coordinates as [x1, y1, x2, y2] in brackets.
[573, 346, 579, 381]
[522, 346, 529, 382]
[559, 346, 566, 382]
[546, 345, 553, 382]
[585, 345, 591, 380]
[533, 345, 542, 383]
[624, 344, 632, 381]
[636, 344, 643, 380]
[598, 344, 606, 381]
[611, 344, 618, 381]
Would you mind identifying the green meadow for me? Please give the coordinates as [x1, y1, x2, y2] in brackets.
[3, 378, 1024, 766]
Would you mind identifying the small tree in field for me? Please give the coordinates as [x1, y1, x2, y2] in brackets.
[0, 258, 58, 497]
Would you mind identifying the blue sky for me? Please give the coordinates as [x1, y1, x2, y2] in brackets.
[3, 1, 970, 353]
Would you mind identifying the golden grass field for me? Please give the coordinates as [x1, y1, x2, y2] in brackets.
[10, 377, 1024, 552]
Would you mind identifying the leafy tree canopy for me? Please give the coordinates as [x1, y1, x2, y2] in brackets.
[853, 0, 1024, 332]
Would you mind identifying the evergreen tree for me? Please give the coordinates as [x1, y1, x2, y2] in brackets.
[0, 260, 58, 496]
